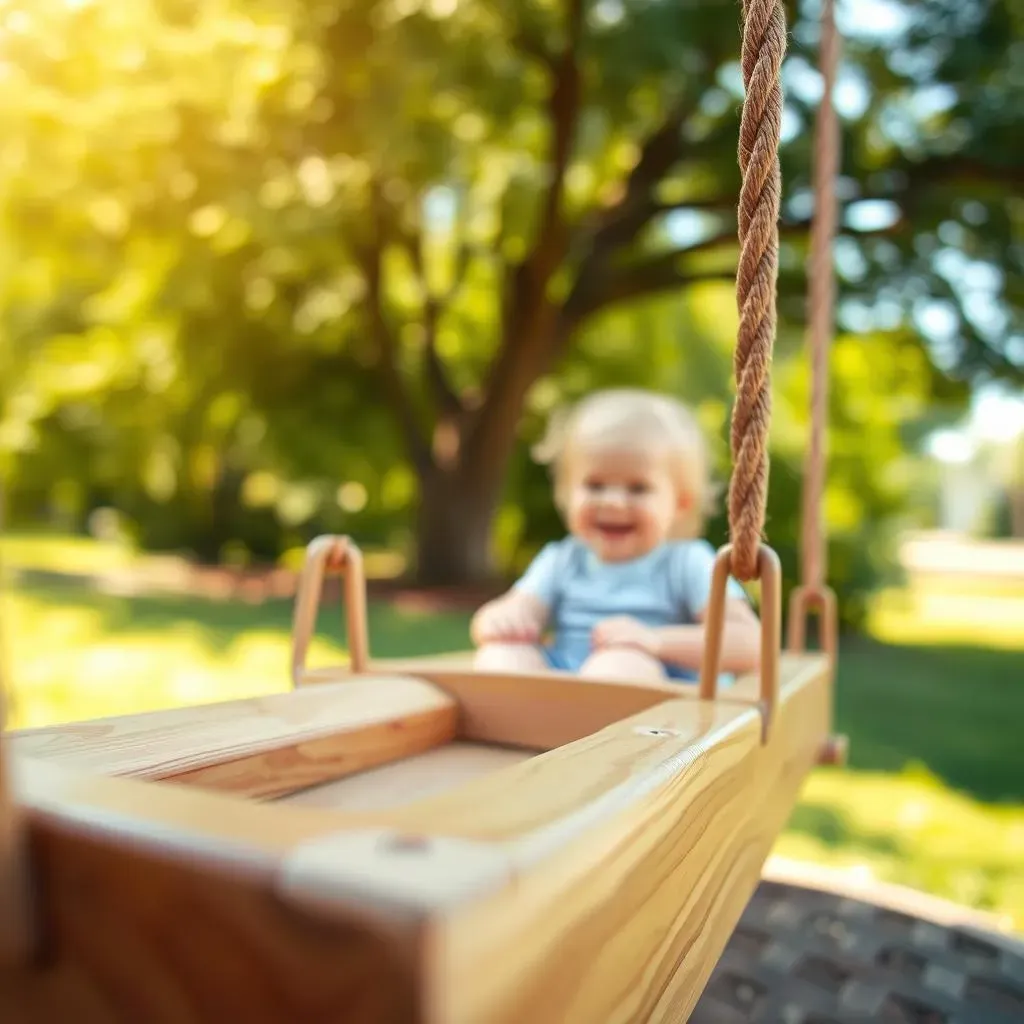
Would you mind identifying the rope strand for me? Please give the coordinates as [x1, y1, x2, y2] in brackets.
[800, 0, 841, 590]
[730, 0, 787, 581]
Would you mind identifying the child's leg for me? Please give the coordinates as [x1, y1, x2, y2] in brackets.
[579, 647, 668, 684]
[473, 642, 550, 674]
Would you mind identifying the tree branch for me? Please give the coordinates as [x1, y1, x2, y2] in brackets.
[395, 221, 464, 417]
[463, 0, 588, 481]
[566, 210, 912, 330]
[900, 156, 1024, 191]
[448, 234, 472, 301]
[565, 230, 737, 323]
[561, 90, 736, 334]
[569, 54, 739, 273]
[565, 231, 738, 326]
[778, 211, 910, 244]
[569, 266, 736, 326]
[590, 193, 736, 260]
[654, 197, 735, 219]
[530, 0, 586, 285]
[511, 27, 555, 70]
[422, 299, 462, 416]
[435, 190, 474, 311]
[362, 184, 431, 469]
[578, 97, 699, 257]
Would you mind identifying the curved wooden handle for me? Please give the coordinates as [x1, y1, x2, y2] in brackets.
[786, 584, 838, 667]
[787, 583, 846, 766]
[698, 544, 781, 742]
[290, 535, 370, 686]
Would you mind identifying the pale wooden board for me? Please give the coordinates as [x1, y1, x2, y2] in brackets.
[413, 655, 831, 1024]
[382, 652, 826, 747]
[8, 676, 458, 799]
[0, 804, 419, 1024]
[303, 659, 696, 749]
[0, 751, 32, 967]
[12, 753, 358, 855]
[280, 742, 538, 813]
[3, 653, 832, 1023]
[719, 652, 827, 704]
[365, 650, 825, 709]
[369, 652, 476, 673]
[302, 656, 827, 843]
[311, 662, 715, 750]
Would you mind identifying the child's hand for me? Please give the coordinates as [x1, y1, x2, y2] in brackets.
[471, 596, 543, 646]
[592, 616, 662, 657]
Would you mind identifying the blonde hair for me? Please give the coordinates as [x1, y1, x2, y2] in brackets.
[531, 388, 719, 539]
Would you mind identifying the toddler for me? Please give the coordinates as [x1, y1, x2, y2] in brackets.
[470, 388, 762, 684]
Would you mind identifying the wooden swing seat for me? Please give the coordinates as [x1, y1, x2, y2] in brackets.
[2, 644, 832, 1023]
[0, 3, 851, 1017]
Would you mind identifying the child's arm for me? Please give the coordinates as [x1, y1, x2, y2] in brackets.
[470, 589, 550, 646]
[591, 540, 762, 674]
[469, 542, 562, 647]
[591, 600, 760, 674]
[668, 540, 761, 673]
[654, 599, 761, 674]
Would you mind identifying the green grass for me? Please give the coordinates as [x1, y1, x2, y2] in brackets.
[2, 537, 1023, 933]
[836, 634, 1023, 804]
[777, 619, 1024, 934]
[1, 533, 139, 575]
[2, 575, 472, 727]
[775, 769, 1024, 935]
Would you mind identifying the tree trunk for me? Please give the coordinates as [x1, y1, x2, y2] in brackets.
[414, 466, 502, 586]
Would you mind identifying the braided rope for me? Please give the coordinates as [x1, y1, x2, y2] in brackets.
[730, 0, 788, 581]
[800, 0, 841, 590]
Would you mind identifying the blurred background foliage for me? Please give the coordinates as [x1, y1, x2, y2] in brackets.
[1, 0, 1023, 933]
[0, 0, 1021, 625]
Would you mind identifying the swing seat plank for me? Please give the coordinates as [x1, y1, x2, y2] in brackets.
[1, 652, 830, 1023]
[7, 676, 460, 799]
[358, 649, 827, 714]
[0, 0, 851, 1010]
[6, 673, 712, 791]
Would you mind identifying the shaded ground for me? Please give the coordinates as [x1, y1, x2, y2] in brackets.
[836, 635, 1024, 804]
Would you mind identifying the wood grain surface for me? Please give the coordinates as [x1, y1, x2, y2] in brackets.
[418, 657, 830, 1023]
[2, 652, 831, 1023]
[361, 651, 826, 713]
[0, 811, 419, 1024]
[9, 677, 457, 799]
[279, 742, 537, 813]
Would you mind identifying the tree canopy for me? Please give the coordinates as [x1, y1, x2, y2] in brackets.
[0, 0, 1018, 597]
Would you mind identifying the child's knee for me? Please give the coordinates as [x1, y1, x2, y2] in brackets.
[473, 642, 548, 673]
[579, 647, 667, 684]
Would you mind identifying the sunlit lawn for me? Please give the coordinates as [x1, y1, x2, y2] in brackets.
[3, 535, 1023, 933]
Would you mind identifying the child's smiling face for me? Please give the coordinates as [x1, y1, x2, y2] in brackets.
[564, 445, 690, 562]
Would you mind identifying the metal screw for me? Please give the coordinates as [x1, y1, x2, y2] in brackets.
[382, 834, 430, 854]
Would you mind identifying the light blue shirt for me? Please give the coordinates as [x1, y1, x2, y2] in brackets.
[514, 536, 747, 675]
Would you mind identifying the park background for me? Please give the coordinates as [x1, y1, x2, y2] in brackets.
[0, 0, 1022, 932]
